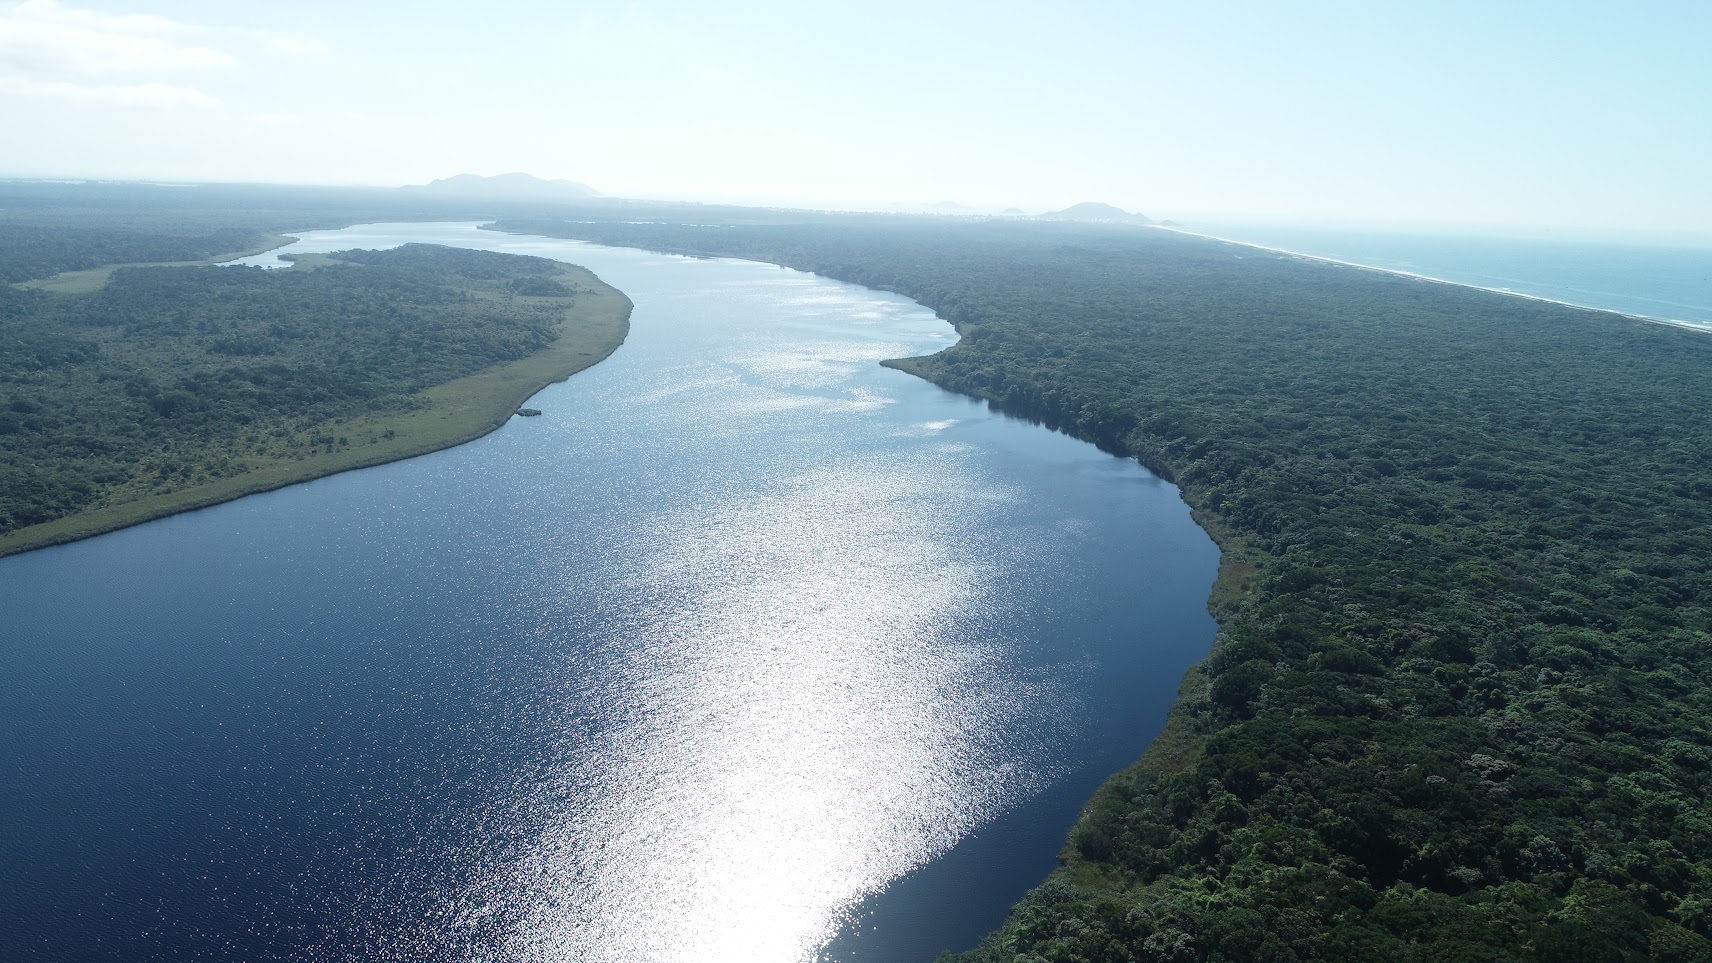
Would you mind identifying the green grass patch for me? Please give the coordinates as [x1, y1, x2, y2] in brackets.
[15, 234, 296, 293]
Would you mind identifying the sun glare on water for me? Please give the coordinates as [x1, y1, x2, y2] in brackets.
[408, 273, 1063, 963]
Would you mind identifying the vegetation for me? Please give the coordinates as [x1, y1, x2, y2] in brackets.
[6, 179, 1707, 956]
[0, 177, 882, 288]
[0, 243, 630, 556]
[0, 182, 369, 283]
[491, 217, 1712, 962]
[0, 177, 848, 552]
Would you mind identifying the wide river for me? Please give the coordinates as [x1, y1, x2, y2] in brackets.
[1, 223, 1217, 962]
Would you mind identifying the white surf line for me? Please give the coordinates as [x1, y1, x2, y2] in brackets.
[1156, 226, 1712, 335]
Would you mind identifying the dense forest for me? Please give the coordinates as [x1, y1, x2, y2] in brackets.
[0, 182, 382, 281]
[0, 179, 838, 549]
[0, 241, 626, 549]
[0, 179, 877, 283]
[492, 217, 1712, 962]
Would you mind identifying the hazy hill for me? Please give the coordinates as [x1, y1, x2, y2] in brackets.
[1040, 201, 1153, 224]
[404, 172, 598, 201]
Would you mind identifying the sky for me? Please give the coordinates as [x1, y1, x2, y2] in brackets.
[1, 0, 1709, 235]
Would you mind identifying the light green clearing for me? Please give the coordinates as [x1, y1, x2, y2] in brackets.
[14, 235, 298, 294]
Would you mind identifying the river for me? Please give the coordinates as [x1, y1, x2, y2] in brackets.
[0, 223, 1218, 962]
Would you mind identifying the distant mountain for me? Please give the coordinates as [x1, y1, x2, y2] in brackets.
[1039, 201, 1152, 224]
[1002, 207, 1027, 215]
[403, 172, 598, 200]
[932, 200, 968, 209]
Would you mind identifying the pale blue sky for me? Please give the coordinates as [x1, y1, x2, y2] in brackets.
[2, 0, 1708, 233]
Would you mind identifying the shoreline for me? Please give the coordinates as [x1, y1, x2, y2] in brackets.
[1159, 226, 1712, 334]
[0, 260, 632, 559]
[886, 345, 1254, 878]
[455, 221, 1712, 954]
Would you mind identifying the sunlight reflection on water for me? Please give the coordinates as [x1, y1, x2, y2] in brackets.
[380, 255, 1071, 962]
[203, 223, 1213, 963]
[465, 459, 1057, 963]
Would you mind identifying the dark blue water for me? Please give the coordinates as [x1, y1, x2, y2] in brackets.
[1184, 223, 1712, 330]
[1, 224, 1219, 963]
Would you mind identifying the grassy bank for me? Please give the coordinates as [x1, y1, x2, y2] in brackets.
[0, 250, 630, 558]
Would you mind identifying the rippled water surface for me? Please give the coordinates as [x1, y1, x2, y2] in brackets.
[1, 224, 1218, 962]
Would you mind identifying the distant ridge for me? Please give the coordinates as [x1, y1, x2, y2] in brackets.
[1039, 201, 1152, 225]
[403, 172, 598, 200]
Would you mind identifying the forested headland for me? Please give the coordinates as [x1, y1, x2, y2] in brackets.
[492, 217, 1712, 962]
[0, 241, 630, 556]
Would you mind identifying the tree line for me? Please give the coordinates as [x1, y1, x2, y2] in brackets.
[493, 216, 1712, 963]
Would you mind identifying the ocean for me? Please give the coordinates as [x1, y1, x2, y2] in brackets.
[1177, 223, 1712, 331]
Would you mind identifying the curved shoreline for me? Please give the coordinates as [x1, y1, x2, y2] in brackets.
[351, 220, 1712, 958]
[0, 261, 632, 559]
[1159, 226, 1712, 334]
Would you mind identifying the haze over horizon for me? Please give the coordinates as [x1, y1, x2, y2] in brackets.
[2, 0, 1708, 238]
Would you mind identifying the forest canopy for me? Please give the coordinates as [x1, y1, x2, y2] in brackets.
[492, 216, 1712, 963]
[0, 242, 626, 549]
[5, 178, 1707, 958]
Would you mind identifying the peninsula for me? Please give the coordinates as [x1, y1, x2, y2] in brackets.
[0, 243, 630, 557]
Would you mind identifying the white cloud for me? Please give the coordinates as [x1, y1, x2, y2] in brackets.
[0, 1, 232, 77]
[6, 0, 195, 37]
[259, 32, 329, 57]
[0, 74, 218, 107]
[0, 1, 339, 110]
[697, 65, 741, 88]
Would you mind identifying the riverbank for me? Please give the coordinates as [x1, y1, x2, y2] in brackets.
[3, 223, 1229, 963]
[0, 259, 631, 558]
[481, 217, 1712, 960]
[882, 348, 1261, 875]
